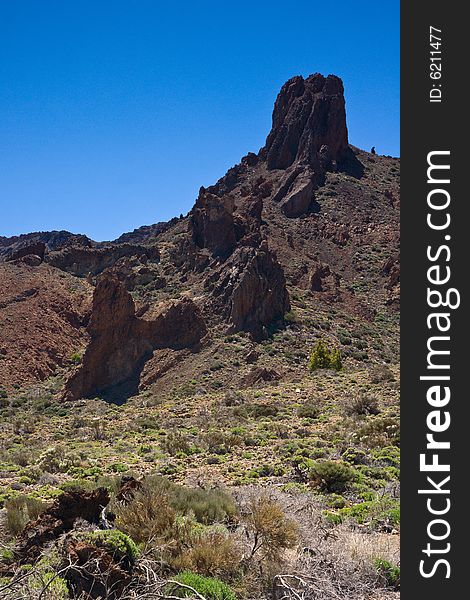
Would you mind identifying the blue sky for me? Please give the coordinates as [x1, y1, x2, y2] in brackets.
[0, 1, 399, 241]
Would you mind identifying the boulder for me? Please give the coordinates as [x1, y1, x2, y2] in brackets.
[280, 173, 316, 217]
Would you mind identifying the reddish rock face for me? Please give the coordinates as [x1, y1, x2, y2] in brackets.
[0, 72, 399, 402]
[64, 274, 206, 402]
[263, 73, 349, 171]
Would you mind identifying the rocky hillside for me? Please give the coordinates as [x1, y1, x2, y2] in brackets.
[0, 73, 399, 402]
[0, 73, 400, 600]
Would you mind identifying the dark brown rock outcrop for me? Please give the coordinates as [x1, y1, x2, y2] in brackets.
[207, 242, 290, 339]
[46, 243, 160, 277]
[14, 488, 109, 564]
[190, 189, 237, 259]
[5, 241, 46, 263]
[262, 73, 349, 171]
[64, 538, 132, 600]
[64, 274, 206, 402]
[309, 262, 341, 297]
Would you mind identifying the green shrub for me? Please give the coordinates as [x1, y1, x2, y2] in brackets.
[284, 310, 298, 324]
[372, 446, 400, 468]
[375, 558, 400, 588]
[116, 477, 238, 546]
[308, 340, 342, 371]
[234, 403, 279, 419]
[115, 483, 175, 545]
[32, 571, 69, 598]
[326, 494, 347, 509]
[170, 486, 238, 525]
[297, 403, 320, 419]
[309, 461, 355, 493]
[37, 445, 80, 474]
[163, 431, 192, 456]
[323, 497, 400, 530]
[69, 352, 82, 365]
[201, 431, 242, 455]
[342, 448, 367, 465]
[356, 417, 400, 447]
[167, 571, 237, 600]
[83, 530, 139, 563]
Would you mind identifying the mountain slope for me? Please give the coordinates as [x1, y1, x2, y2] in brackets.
[0, 73, 399, 400]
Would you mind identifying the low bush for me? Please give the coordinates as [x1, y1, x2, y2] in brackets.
[309, 460, 356, 493]
[115, 483, 175, 545]
[170, 485, 238, 525]
[297, 402, 320, 419]
[167, 571, 237, 600]
[344, 394, 380, 417]
[323, 496, 400, 530]
[375, 558, 400, 589]
[163, 432, 192, 456]
[172, 531, 241, 579]
[369, 364, 395, 383]
[356, 417, 400, 447]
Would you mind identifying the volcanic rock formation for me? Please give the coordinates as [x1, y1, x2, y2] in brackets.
[206, 242, 290, 340]
[262, 73, 349, 171]
[64, 274, 206, 402]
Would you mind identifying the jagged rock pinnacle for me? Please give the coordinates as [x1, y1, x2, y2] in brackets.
[262, 73, 349, 170]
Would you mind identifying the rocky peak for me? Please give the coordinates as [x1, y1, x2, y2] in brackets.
[262, 73, 349, 171]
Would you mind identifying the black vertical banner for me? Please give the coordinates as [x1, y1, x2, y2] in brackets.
[401, 2, 466, 599]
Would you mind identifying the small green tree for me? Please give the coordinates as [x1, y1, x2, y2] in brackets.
[330, 347, 342, 371]
[308, 340, 342, 371]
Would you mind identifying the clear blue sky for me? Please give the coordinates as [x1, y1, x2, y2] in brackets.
[0, 1, 399, 241]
